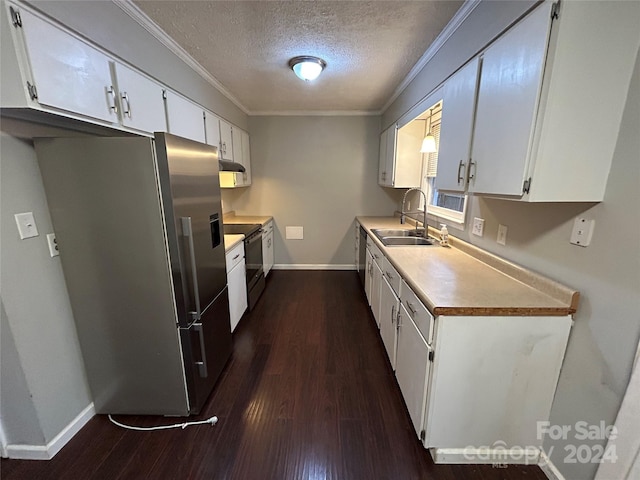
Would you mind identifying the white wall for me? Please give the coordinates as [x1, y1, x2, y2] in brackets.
[0, 133, 92, 445]
[224, 115, 403, 266]
[383, 2, 640, 479]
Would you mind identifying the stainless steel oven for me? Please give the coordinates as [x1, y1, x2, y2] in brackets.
[224, 223, 265, 310]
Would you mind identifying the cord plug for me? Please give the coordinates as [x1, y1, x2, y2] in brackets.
[207, 416, 218, 426]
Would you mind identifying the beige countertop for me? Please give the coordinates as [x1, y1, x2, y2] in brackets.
[357, 216, 578, 317]
[224, 234, 244, 253]
[223, 212, 273, 227]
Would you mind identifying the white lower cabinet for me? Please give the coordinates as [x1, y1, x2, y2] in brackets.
[424, 315, 571, 452]
[396, 302, 432, 438]
[226, 242, 247, 333]
[371, 257, 383, 328]
[379, 276, 399, 368]
[364, 249, 373, 305]
[262, 220, 274, 277]
[361, 230, 573, 462]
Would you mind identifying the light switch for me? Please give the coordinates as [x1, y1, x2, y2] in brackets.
[14, 212, 39, 239]
[286, 226, 304, 240]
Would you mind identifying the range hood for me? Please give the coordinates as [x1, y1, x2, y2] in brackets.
[218, 160, 245, 173]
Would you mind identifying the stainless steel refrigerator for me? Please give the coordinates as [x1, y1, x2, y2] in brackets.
[35, 133, 232, 416]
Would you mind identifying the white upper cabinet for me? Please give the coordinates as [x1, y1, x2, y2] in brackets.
[435, 57, 480, 193]
[219, 119, 234, 161]
[469, 3, 551, 197]
[378, 130, 389, 185]
[204, 110, 221, 151]
[379, 125, 415, 188]
[164, 91, 205, 143]
[240, 129, 252, 185]
[466, 1, 639, 201]
[10, 6, 118, 124]
[113, 62, 166, 134]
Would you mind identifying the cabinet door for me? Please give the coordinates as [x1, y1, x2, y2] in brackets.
[469, 4, 551, 196]
[164, 91, 205, 143]
[380, 277, 399, 369]
[262, 224, 274, 277]
[385, 127, 397, 186]
[20, 9, 117, 124]
[364, 249, 373, 306]
[227, 262, 247, 332]
[204, 111, 221, 151]
[394, 121, 423, 188]
[378, 130, 388, 185]
[231, 126, 244, 186]
[371, 259, 383, 328]
[219, 120, 234, 161]
[241, 130, 252, 185]
[396, 303, 432, 438]
[436, 57, 480, 192]
[114, 62, 166, 133]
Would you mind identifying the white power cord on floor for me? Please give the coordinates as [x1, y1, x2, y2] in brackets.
[108, 414, 218, 431]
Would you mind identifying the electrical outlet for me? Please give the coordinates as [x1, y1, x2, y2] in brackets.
[570, 218, 595, 247]
[497, 224, 508, 245]
[47, 233, 59, 257]
[472, 217, 485, 237]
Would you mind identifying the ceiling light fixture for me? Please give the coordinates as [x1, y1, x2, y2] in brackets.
[420, 108, 438, 153]
[288, 56, 326, 82]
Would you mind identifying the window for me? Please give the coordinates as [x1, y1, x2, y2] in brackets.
[419, 105, 467, 225]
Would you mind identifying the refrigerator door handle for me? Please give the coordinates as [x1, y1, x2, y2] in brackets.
[181, 217, 201, 322]
[193, 322, 208, 378]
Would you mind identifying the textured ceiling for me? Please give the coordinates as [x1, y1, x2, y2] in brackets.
[133, 1, 464, 113]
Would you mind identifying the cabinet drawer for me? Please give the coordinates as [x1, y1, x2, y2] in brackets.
[366, 238, 384, 265]
[400, 279, 434, 344]
[382, 257, 401, 296]
[226, 242, 244, 272]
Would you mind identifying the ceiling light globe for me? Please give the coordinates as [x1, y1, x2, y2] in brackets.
[289, 56, 326, 82]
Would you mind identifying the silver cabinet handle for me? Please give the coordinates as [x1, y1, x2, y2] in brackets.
[468, 159, 477, 181]
[391, 305, 396, 324]
[232, 253, 240, 260]
[457, 160, 466, 184]
[121, 92, 132, 118]
[397, 311, 402, 330]
[385, 271, 393, 281]
[107, 86, 117, 113]
[181, 217, 201, 322]
[406, 302, 417, 316]
[193, 322, 208, 378]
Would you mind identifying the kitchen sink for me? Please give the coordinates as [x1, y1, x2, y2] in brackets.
[371, 228, 425, 238]
[371, 228, 436, 247]
[381, 237, 435, 246]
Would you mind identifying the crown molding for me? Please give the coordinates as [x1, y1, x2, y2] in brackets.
[250, 110, 381, 117]
[112, 0, 250, 115]
[380, 0, 482, 114]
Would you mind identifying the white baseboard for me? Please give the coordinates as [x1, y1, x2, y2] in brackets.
[6, 403, 95, 460]
[538, 450, 566, 480]
[430, 447, 541, 465]
[273, 264, 356, 271]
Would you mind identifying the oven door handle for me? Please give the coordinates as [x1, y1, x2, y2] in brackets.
[246, 229, 263, 245]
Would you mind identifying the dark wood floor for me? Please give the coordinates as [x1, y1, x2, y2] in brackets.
[2, 271, 548, 480]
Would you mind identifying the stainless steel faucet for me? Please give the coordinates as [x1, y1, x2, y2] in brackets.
[400, 187, 428, 237]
